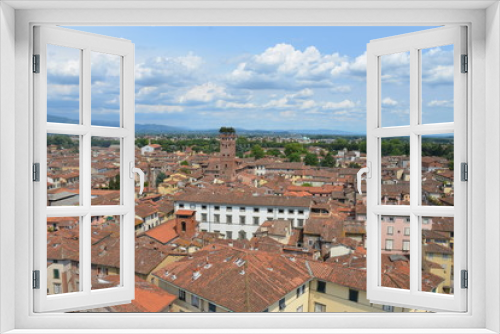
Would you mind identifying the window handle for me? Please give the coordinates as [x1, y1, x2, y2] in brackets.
[356, 162, 371, 195]
[129, 162, 145, 194]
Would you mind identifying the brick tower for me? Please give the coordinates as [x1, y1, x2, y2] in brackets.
[219, 127, 237, 182]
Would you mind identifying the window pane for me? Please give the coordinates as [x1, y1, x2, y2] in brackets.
[91, 137, 121, 205]
[421, 134, 454, 206]
[91, 52, 121, 127]
[421, 45, 454, 124]
[47, 44, 80, 124]
[47, 134, 80, 206]
[381, 137, 410, 205]
[381, 215, 410, 290]
[380, 51, 410, 127]
[421, 216, 454, 294]
[91, 215, 121, 290]
[47, 216, 81, 294]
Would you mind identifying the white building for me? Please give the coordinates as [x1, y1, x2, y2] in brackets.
[174, 193, 311, 240]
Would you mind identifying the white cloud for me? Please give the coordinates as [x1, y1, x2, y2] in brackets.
[427, 99, 453, 108]
[178, 82, 231, 103]
[331, 85, 352, 93]
[382, 97, 398, 106]
[135, 52, 203, 87]
[215, 100, 256, 109]
[349, 52, 367, 75]
[47, 84, 79, 98]
[137, 86, 158, 97]
[263, 97, 290, 108]
[300, 100, 317, 109]
[279, 110, 297, 118]
[422, 65, 453, 85]
[136, 104, 184, 114]
[228, 43, 350, 89]
[293, 88, 314, 98]
[47, 59, 79, 78]
[381, 52, 410, 67]
[322, 99, 356, 110]
[305, 110, 326, 115]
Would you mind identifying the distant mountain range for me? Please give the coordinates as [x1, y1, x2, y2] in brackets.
[47, 115, 362, 136]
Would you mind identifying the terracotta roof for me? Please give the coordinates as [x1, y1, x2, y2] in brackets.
[176, 210, 195, 216]
[90, 276, 176, 312]
[153, 244, 310, 312]
[47, 230, 80, 262]
[256, 220, 291, 237]
[134, 237, 177, 275]
[145, 220, 179, 245]
[424, 242, 453, 255]
[135, 204, 159, 219]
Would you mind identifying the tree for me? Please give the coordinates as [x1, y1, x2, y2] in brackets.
[266, 148, 282, 157]
[304, 153, 319, 166]
[135, 137, 149, 148]
[288, 152, 302, 162]
[284, 143, 305, 157]
[358, 140, 367, 154]
[156, 172, 167, 187]
[302, 182, 313, 187]
[321, 152, 336, 167]
[219, 126, 235, 133]
[108, 175, 120, 190]
[250, 144, 265, 159]
[180, 160, 189, 166]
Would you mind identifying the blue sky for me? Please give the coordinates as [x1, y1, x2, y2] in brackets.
[48, 26, 454, 133]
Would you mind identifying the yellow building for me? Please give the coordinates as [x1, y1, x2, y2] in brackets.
[423, 243, 454, 293]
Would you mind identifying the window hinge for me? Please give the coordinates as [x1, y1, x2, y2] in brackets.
[461, 54, 468, 73]
[461, 162, 468, 181]
[33, 54, 40, 73]
[33, 270, 40, 289]
[33, 163, 40, 182]
[461, 270, 468, 289]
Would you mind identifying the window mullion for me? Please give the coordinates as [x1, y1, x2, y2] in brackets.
[409, 47, 420, 294]
[81, 47, 92, 295]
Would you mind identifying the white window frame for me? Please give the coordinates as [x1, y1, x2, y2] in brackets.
[366, 26, 467, 312]
[32, 25, 136, 313]
[0, 2, 498, 334]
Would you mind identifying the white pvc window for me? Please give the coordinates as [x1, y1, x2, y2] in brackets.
[366, 26, 467, 312]
[33, 26, 136, 312]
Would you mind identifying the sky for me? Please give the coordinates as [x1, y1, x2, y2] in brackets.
[47, 26, 454, 134]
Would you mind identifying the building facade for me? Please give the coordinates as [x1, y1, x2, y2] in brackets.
[175, 194, 311, 240]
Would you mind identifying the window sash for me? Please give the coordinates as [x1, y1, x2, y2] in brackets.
[366, 25, 467, 312]
[33, 25, 135, 313]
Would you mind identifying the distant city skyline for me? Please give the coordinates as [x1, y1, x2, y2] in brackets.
[48, 26, 454, 133]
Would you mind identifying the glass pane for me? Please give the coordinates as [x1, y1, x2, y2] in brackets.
[421, 216, 454, 294]
[47, 44, 80, 124]
[91, 215, 121, 290]
[421, 134, 454, 206]
[47, 216, 81, 294]
[380, 51, 410, 127]
[47, 134, 80, 206]
[421, 45, 454, 124]
[381, 215, 410, 290]
[91, 52, 121, 127]
[91, 137, 121, 205]
[381, 137, 410, 205]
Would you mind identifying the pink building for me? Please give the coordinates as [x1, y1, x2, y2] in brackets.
[380, 215, 433, 254]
